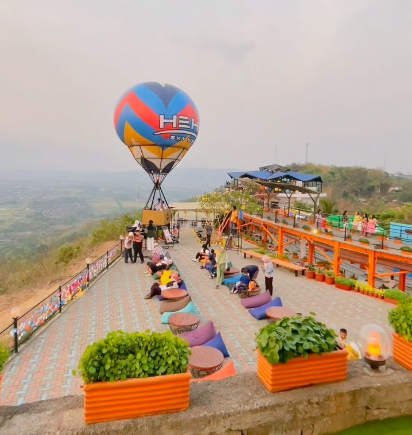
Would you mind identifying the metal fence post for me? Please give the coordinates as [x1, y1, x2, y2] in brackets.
[86, 263, 90, 287]
[293, 215, 296, 228]
[275, 210, 278, 223]
[13, 316, 18, 354]
[106, 251, 109, 269]
[59, 286, 62, 313]
[344, 226, 347, 241]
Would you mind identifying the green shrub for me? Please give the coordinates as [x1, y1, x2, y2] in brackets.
[401, 246, 412, 253]
[90, 213, 141, 246]
[389, 299, 412, 343]
[302, 225, 311, 231]
[56, 243, 83, 265]
[335, 277, 356, 287]
[77, 330, 190, 384]
[325, 270, 334, 277]
[359, 238, 370, 244]
[349, 273, 358, 280]
[316, 268, 325, 275]
[0, 343, 9, 373]
[307, 264, 315, 272]
[282, 219, 288, 225]
[256, 315, 337, 364]
[384, 289, 410, 302]
[254, 248, 267, 255]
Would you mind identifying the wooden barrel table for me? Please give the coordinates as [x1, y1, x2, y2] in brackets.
[189, 346, 224, 378]
[169, 313, 200, 335]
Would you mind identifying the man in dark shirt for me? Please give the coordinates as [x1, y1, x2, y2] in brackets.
[242, 265, 259, 280]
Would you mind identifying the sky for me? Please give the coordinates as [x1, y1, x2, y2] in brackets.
[0, 0, 411, 175]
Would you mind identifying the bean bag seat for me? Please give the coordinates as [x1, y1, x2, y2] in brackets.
[180, 321, 216, 347]
[203, 332, 230, 357]
[241, 291, 271, 309]
[159, 295, 191, 314]
[179, 281, 187, 291]
[222, 275, 242, 285]
[249, 297, 282, 320]
[161, 302, 196, 324]
[191, 361, 237, 382]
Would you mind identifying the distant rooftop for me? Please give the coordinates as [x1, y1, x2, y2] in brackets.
[228, 170, 322, 183]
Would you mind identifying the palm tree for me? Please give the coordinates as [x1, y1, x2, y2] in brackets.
[320, 198, 338, 215]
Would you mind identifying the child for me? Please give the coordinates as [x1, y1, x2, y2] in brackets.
[231, 269, 250, 294]
[337, 328, 347, 349]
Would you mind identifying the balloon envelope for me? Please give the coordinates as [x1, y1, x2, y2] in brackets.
[114, 82, 199, 181]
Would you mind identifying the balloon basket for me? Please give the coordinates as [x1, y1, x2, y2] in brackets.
[142, 209, 172, 226]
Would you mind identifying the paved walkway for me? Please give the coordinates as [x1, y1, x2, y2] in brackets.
[1, 228, 393, 406]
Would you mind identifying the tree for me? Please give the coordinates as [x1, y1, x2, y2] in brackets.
[197, 181, 263, 225]
[320, 198, 338, 215]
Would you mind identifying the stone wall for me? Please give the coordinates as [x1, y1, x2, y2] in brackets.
[1, 360, 412, 435]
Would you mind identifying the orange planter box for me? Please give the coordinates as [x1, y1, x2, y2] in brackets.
[393, 333, 412, 371]
[257, 349, 348, 393]
[83, 371, 191, 424]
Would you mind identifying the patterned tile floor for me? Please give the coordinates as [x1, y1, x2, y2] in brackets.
[0, 228, 393, 406]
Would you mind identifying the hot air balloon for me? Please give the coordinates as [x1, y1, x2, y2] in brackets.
[114, 82, 199, 225]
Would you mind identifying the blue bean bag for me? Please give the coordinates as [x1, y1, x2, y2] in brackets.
[179, 281, 187, 291]
[249, 297, 282, 320]
[203, 332, 230, 357]
[222, 274, 242, 286]
[161, 302, 196, 324]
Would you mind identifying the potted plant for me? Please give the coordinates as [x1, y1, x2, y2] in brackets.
[302, 225, 311, 232]
[0, 342, 9, 399]
[256, 315, 348, 392]
[315, 268, 325, 282]
[349, 273, 358, 281]
[401, 246, 412, 256]
[335, 277, 355, 291]
[359, 238, 370, 246]
[345, 234, 353, 243]
[282, 219, 288, 225]
[394, 237, 403, 245]
[77, 330, 191, 424]
[325, 270, 335, 285]
[306, 264, 315, 279]
[283, 253, 290, 262]
[389, 300, 412, 371]
[292, 252, 299, 260]
[383, 289, 410, 306]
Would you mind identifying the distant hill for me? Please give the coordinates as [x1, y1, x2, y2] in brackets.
[288, 163, 412, 214]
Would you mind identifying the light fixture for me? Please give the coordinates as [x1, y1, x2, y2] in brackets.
[313, 229, 318, 234]
[358, 324, 391, 372]
[11, 307, 20, 319]
[120, 235, 124, 240]
[86, 257, 92, 265]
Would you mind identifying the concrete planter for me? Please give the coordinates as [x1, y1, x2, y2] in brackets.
[393, 333, 412, 371]
[257, 349, 348, 393]
[306, 271, 315, 280]
[83, 371, 191, 424]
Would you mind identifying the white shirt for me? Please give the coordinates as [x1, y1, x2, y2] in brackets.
[264, 261, 274, 278]
[154, 202, 163, 211]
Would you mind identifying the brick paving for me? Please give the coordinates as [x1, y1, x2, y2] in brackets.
[0, 228, 393, 406]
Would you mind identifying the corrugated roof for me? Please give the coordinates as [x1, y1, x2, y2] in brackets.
[268, 171, 322, 183]
[227, 171, 273, 180]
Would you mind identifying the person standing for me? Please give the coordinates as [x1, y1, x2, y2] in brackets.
[230, 205, 238, 235]
[124, 232, 134, 264]
[362, 214, 368, 237]
[205, 221, 213, 247]
[146, 220, 157, 251]
[261, 256, 274, 296]
[352, 211, 362, 234]
[132, 230, 144, 263]
[315, 209, 322, 229]
[367, 214, 378, 236]
[215, 248, 227, 289]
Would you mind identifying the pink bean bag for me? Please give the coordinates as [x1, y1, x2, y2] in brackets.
[180, 321, 217, 347]
[241, 291, 271, 309]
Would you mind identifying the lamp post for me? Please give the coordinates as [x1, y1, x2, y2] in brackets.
[120, 235, 124, 254]
[11, 307, 20, 354]
[86, 257, 91, 287]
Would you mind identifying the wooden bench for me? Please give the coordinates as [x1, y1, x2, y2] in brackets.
[243, 250, 306, 277]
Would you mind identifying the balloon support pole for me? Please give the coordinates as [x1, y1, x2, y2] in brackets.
[144, 182, 170, 210]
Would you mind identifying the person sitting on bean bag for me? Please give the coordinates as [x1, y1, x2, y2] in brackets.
[192, 244, 210, 262]
[230, 269, 250, 294]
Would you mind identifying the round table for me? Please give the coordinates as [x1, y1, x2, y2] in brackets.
[224, 268, 240, 277]
[161, 289, 187, 302]
[189, 346, 224, 378]
[169, 313, 200, 335]
[266, 307, 296, 323]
